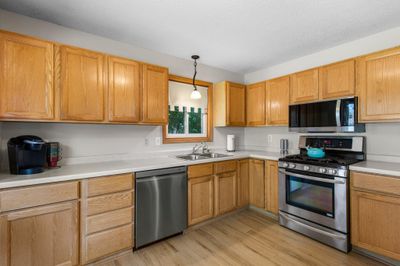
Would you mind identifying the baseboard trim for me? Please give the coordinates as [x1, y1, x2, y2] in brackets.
[352, 247, 400, 266]
[248, 205, 278, 220]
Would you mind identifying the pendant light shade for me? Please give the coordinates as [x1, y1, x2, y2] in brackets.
[190, 55, 201, 99]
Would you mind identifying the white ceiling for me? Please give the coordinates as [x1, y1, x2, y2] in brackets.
[1, 0, 400, 74]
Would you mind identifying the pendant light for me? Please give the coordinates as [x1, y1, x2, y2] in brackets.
[190, 55, 201, 99]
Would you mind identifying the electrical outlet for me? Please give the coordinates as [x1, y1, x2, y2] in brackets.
[267, 135, 273, 144]
[145, 138, 149, 146]
[155, 137, 162, 146]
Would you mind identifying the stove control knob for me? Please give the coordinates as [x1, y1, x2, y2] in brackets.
[303, 165, 310, 171]
[329, 169, 337, 175]
[319, 168, 327, 174]
[282, 162, 289, 168]
[289, 163, 296, 169]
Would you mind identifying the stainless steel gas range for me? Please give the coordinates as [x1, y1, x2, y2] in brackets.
[278, 136, 365, 252]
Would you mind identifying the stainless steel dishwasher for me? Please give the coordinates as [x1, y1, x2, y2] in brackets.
[135, 166, 187, 248]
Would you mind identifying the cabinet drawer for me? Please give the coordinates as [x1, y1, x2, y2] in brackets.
[86, 207, 133, 234]
[87, 191, 133, 216]
[188, 163, 214, 178]
[214, 160, 237, 174]
[0, 181, 79, 212]
[87, 173, 133, 197]
[351, 172, 400, 196]
[85, 224, 133, 263]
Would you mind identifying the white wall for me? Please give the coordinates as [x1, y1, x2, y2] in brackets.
[0, 10, 245, 168]
[245, 26, 400, 83]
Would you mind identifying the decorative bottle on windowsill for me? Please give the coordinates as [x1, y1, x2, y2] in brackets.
[226, 135, 235, 152]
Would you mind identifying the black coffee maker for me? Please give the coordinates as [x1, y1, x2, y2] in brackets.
[8, 135, 47, 175]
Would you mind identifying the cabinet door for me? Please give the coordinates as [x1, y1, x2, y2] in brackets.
[237, 159, 249, 207]
[0, 201, 79, 266]
[290, 68, 319, 104]
[142, 64, 168, 124]
[357, 48, 400, 122]
[0, 32, 54, 120]
[351, 190, 400, 260]
[226, 82, 246, 126]
[249, 159, 265, 208]
[266, 76, 289, 125]
[188, 175, 214, 225]
[59, 46, 105, 121]
[319, 59, 355, 100]
[265, 160, 279, 214]
[108, 56, 141, 123]
[246, 82, 266, 126]
[214, 172, 237, 216]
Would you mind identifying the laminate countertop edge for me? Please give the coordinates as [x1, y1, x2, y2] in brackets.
[350, 160, 400, 178]
[0, 150, 286, 189]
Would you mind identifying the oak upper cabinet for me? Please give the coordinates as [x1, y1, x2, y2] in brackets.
[290, 68, 319, 104]
[214, 81, 246, 126]
[265, 160, 279, 214]
[237, 159, 250, 207]
[141, 64, 168, 124]
[108, 56, 141, 123]
[0, 31, 54, 120]
[357, 47, 400, 122]
[214, 161, 237, 216]
[249, 159, 265, 208]
[58, 46, 106, 121]
[319, 59, 355, 100]
[246, 82, 266, 126]
[351, 172, 400, 261]
[266, 76, 290, 125]
[187, 163, 214, 225]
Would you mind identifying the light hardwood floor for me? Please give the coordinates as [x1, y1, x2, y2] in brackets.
[96, 210, 382, 266]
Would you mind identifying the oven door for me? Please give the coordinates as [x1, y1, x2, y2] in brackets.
[278, 169, 348, 233]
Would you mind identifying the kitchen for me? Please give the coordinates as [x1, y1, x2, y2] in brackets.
[0, 1, 400, 265]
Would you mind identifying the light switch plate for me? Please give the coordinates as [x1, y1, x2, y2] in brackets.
[155, 137, 162, 146]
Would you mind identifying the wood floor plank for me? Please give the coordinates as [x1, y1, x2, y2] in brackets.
[94, 210, 383, 266]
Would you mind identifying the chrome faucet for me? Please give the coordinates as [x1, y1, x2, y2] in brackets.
[192, 142, 210, 154]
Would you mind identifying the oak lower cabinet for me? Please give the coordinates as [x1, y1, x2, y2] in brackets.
[237, 159, 250, 207]
[266, 76, 290, 125]
[188, 165, 214, 225]
[246, 82, 266, 126]
[0, 31, 54, 120]
[249, 159, 265, 208]
[351, 171, 400, 261]
[214, 161, 237, 216]
[81, 173, 134, 264]
[108, 56, 141, 123]
[0, 182, 80, 266]
[357, 47, 400, 122]
[290, 68, 319, 104]
[265, 160, 279, 214]
[213, 81, 246, 126]
[141, 64, 169, 124]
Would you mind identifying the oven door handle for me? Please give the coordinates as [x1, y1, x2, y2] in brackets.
[279, 169, 345, 184]
[280, 212, 347, 240]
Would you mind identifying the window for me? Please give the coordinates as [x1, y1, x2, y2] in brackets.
[163, 75, 213, 143]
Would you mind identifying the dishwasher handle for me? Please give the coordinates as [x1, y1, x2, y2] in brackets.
[136, 172, 187, 183]
[136, 166, 186, 179]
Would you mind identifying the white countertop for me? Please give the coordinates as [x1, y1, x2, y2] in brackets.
[0, 150, 285, 189]
[350, 160, 400, 177]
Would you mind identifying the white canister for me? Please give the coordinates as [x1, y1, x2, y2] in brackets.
[226, 135, 236, 152]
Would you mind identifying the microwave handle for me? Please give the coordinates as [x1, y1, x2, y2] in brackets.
[279, 169, 345, 184]
[335, 99, 342, 127]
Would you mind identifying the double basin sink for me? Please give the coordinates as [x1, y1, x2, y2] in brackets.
[176, 152, 232, 161]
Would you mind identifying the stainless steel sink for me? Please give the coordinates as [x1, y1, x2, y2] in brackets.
[176, 153, 232, 161]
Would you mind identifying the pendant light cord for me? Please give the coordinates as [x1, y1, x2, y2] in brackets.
[192, 58, 198, 91]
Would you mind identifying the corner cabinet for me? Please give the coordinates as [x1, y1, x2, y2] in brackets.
[351, 172, 400, 261]
[266, 76, 290, 125]
[0, 31, 54, 120]
[290, 68, 319, 104]
[357, 47, 400, 122]
[141, 64, 168, 124]
[246, 82, 266, 126]
[108, 56, 141, 123]
[58, 46, 106, 121]
[214, 81, 246, 126]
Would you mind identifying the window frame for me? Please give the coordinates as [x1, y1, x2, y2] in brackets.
[162, 75, 213, 144]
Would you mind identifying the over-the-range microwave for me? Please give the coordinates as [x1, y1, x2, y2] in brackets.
[289, 97, 365, 133]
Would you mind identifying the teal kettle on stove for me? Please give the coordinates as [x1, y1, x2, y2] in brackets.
[306, 146, 325, 158]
